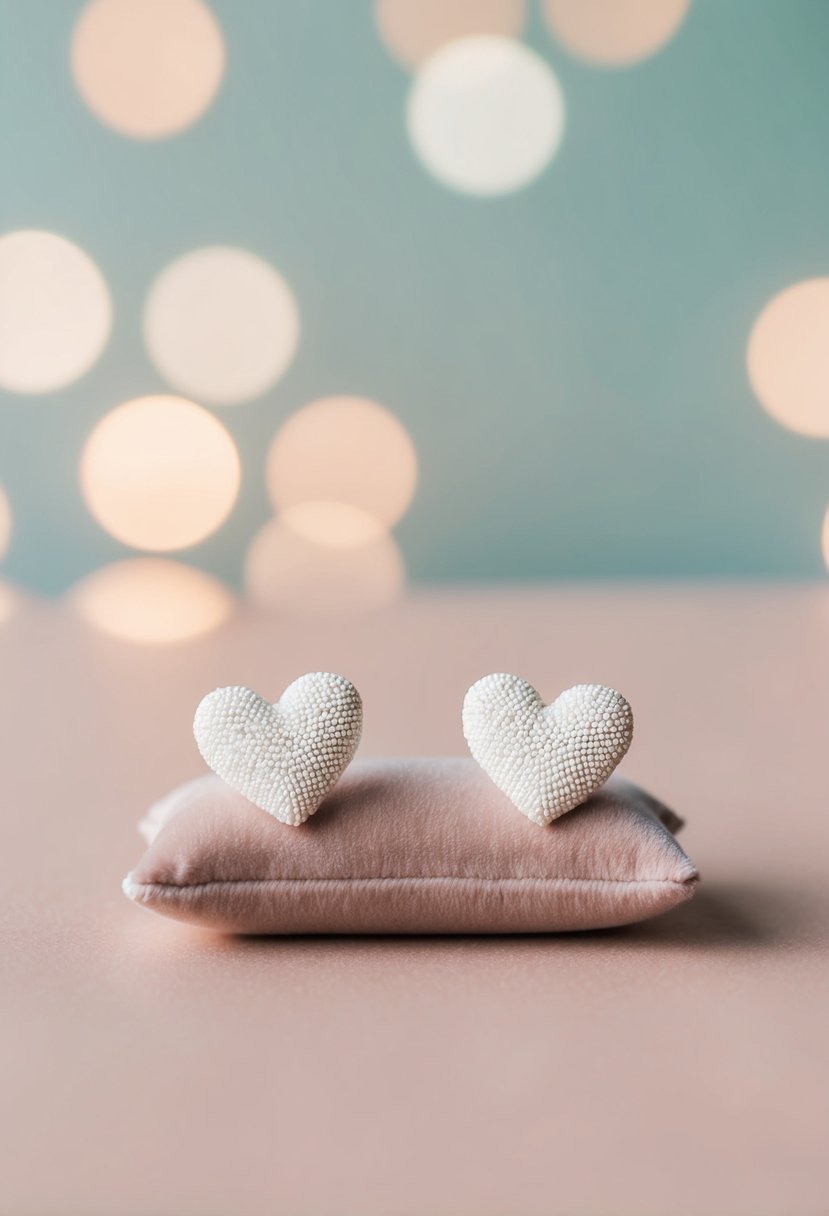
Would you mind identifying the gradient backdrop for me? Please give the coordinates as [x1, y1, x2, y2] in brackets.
[2, 0, 829, 606]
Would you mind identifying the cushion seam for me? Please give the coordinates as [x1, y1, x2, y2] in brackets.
[131, 874, 698, 893]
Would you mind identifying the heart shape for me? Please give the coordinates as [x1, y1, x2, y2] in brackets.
[463, 676, 633, 825]
[193, 673, 362, 824]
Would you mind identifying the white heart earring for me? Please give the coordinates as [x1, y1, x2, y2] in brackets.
[463, 675, 633, 826]
[193, 673, 363, 825]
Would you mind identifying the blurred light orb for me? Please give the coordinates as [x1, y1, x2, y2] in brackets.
[144, 246, 299, 405]
[71, 558, 233, 644]
[0, 230, 112, 394]
[267, 396, 417, 535]
[747, 279, 829, 438]
[245, 517, 405, 612]
[71, 0, 225, 139]
[407, 36, 564, 195]
[0, 582, 16, 626]
[376, 0, 525, 68]
[0, 484, 11, 560]
[80, 395, 241, 551]
[542, 0, 690, 66]
[281, 502, 388, 550]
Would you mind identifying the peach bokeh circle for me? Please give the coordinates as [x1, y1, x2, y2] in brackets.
[267, 396, 417, 543]
[80, 395, 241, 551]
[71, 0, 225, 138]
[0, 230, 112, 395]
[0, 582, 16, 626]
[542, 0, 690, 67]
[279, 502, 389, 550]
[245, 517, 405, 612]
[376, 0, 525, 68]
[71, 558, 234, 644]
[747, 278, 829, 438]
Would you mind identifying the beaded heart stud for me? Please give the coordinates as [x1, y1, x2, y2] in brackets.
[193, 673, 362, 825]
[463, 675, 633, 825]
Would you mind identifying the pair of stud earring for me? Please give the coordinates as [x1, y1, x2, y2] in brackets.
[194, 672, 633, 829]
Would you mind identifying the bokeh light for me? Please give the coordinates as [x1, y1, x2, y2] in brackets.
[407, 36, 565, 195]
[71, 0, 225, 139]
[245, 517, 405, 612]
[80, 395, 241, 550]
[542, 0, 690, 66]
[0, 230, 112, 394]
[747, 279, 829, 438]
[0, 484, 11, 560]
[71, 557, 234, 644]
[0, 582, 16, 627]
[280, 502, 388, 550]
[267, 396, 417, 539]
[144, 246, 299, 405]
[376, 0, 525, 69]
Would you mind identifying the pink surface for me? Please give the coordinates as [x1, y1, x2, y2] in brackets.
[1, 585, 828, 1215]
[126, 763, 697, 933]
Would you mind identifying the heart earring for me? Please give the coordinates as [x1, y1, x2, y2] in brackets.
[463, 675, 633, 826]
[193, 673, 363, 825]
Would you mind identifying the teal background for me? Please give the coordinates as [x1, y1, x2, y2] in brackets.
[2, 0, 829, 593]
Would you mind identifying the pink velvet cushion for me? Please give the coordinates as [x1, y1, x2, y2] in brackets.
[124, 758, 698, 934]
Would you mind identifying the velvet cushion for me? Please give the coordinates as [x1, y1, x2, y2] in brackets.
[123, 758, 699, 934]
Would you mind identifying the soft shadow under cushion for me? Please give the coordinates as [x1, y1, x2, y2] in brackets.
[124, 758, 699, 935]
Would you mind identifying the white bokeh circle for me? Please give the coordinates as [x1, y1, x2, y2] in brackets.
[144, 247, 300, 405]
[71, 0, 225, 139]
[80, 395, 241, 550]
[407, 36, 565, 195]
[0, 230, 112, 394]
[747, 278, 829, 438]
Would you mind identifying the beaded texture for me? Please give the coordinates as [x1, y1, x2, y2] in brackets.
[193, 674, 362, 825]
[463, 676, 633, 826]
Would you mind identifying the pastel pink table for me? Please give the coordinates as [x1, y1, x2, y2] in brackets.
[1, 586, 826, 1216]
